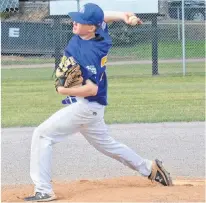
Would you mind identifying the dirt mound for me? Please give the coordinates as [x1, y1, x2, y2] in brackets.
[2, 176, 205, 202]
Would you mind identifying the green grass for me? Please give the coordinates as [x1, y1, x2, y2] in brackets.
[1, 57, 54, 66]
[106, 76, 204, 123]
[2, 40, 205, 65]
[110, 40, 205, 60]
[1, 62, 205, 127]
[107, 62, 204, 76]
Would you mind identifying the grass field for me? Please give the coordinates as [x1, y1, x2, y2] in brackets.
[2, 40, 205, 65]
[2, 62, 205, 127]
[110, 40, 205, 60]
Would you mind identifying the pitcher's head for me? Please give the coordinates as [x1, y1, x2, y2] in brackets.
[68, 3, 104, 35]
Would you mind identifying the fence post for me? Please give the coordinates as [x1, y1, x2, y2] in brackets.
[77, 0, 80, 11]
[152, 15, 159, 75]
[53, 17, 61, 69]
[182, 0, 186, 76]
[177, 6, 181, 40]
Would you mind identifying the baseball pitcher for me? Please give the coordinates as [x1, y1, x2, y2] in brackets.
[24, 3, 172, 202]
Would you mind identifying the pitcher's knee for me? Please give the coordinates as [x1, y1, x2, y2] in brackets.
[31, 126, 54, 151]
[32, 124, 50, 143]
[31, 127, 42, 145]
[33, 125, 44, 138]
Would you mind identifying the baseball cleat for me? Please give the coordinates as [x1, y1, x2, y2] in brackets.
[24, 192, 56, 202]
[148, 159, 173, 186]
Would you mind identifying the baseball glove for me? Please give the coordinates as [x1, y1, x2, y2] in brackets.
[55, 56, 83, 91]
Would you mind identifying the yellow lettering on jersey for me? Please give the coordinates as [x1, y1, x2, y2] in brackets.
[101, 55, 108, 67]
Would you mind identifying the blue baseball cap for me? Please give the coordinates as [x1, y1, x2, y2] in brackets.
[68, 3, 104, 26]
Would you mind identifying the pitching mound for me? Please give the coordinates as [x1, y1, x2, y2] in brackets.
[2, 176, 205, 202]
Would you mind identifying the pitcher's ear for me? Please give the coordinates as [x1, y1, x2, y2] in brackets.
[89, 25, 96, 33]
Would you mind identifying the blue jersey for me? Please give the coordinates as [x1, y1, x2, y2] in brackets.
[64, 22, 112, 105]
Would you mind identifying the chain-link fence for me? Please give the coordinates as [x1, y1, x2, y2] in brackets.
[1, 0, 205, 76]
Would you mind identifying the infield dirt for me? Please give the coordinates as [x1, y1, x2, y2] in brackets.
[2, 176, 205, 202]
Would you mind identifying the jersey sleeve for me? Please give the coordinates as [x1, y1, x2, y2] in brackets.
[81, 65, 99, 85]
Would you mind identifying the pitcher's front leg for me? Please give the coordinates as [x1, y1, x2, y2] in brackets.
[81, 122, 152, 176]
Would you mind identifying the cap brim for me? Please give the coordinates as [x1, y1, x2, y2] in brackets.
[68, 12, 89, 24]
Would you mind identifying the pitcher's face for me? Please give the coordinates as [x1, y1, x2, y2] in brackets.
[72, 21, 96, 35]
